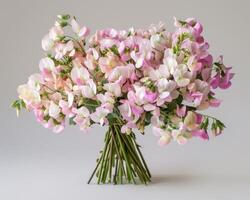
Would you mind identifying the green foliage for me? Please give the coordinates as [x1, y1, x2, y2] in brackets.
[44, 115, 50, 121]
[57, 14, 70, 27]
[106, 112, 120, 125]
[110, 45, 120, 56]
[78, 98, 100, 112]
[178, 20, 187, 26]
[69, 117, 76, 125]
[11, 99, 26, 116]
[144, 112, 152, 126]
[200, 117, 209, 130]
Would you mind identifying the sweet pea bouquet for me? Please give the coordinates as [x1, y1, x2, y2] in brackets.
[12, 15, 234, 184]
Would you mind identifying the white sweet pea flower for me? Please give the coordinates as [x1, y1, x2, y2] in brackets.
[108, 65, 134, 82]
[130, 39, 151, 69]
[172, 125, 190, 145]
[28, 74, 43, 91]
[41, 34, 54, 51]
[163, 49, 178, 74]
[103, 82, 122, 97]
[67, 92, 74, 107]
[133, 85, 146, 105]
[75, 106, 90, 118]
[49, 26, 64, 41]
[49, 101, 61, 119]
[118, 102, 132, 118]
[158, 133, 172, 146]
[97, 92, 115, 105]
[156, 79, 177, 105]
[81, 79, 97, 98]
[90, 107, 110, 126]
[173, 64, 190, 87]
[17, 74, 42, 107]
[152, 127, 172, 146]
[157, 79, 176, 93]
[17, 84, 41, 107]
[149, 64, 170, 81]
[71, 19, 90, 39]
[150, 34, 166, 51]
[148, 21, 165, 34]
[143, 104, 156, 111]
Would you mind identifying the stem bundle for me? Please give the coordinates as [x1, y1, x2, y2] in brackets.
[87, 125, 151, 184]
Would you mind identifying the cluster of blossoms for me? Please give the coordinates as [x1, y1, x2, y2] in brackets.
[13, 15, 234, 146]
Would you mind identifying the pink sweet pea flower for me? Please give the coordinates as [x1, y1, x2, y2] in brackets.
[33, 108, 44, 123]
[71, 65, 90, 85]
[131, 105, 144, 118]
[59, 92, 74, 117]
[144, 91, 157, 103]
[118, 100, 132, 120]
[54, 41, 74, 60]
[192, 129, 209, 140]
[49, 26, 64, 41]
[218, 67, 234, 89]
[211, 65, 234, 90]
[176, 105, 186, 117]
[39, 57, 57, 81]
[121, 122, 136, 134]
[209, 98, 221, 107]
[98, 53, 122, 76]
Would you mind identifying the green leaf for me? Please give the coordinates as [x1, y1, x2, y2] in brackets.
[44, 115, 50, 121]
[216, 119, 226, 129]
[106, 113, 119, 125]
[11, 99, 26, 116]
[110, 45, 119, 56]
[78, 98, 100, 112]
[200, 117, 209, 130]
[178, 20, 187, 26]
[69, 117, 76, 125]
[144, 112, 152, 126]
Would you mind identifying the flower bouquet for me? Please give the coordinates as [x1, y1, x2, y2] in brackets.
[12, 15, 234, 184]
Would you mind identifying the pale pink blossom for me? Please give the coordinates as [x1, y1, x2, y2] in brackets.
[71, 19, 90, 38]
[71, 66, 90, 85]
[90, 107, 110, 126]
[49, 26, 64, 41]
[41, 34, 54, 51]
[39, 57, 56, 80]
[103, 82, 122, 97]
[14, 16, 234, 147]
[49, 101, 61, 119]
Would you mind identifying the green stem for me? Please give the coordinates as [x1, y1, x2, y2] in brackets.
[87, 124, 151, 184]
[114, 125, 136, 184]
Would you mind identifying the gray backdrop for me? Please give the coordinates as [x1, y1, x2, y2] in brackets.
[1, 0, 250, 199]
